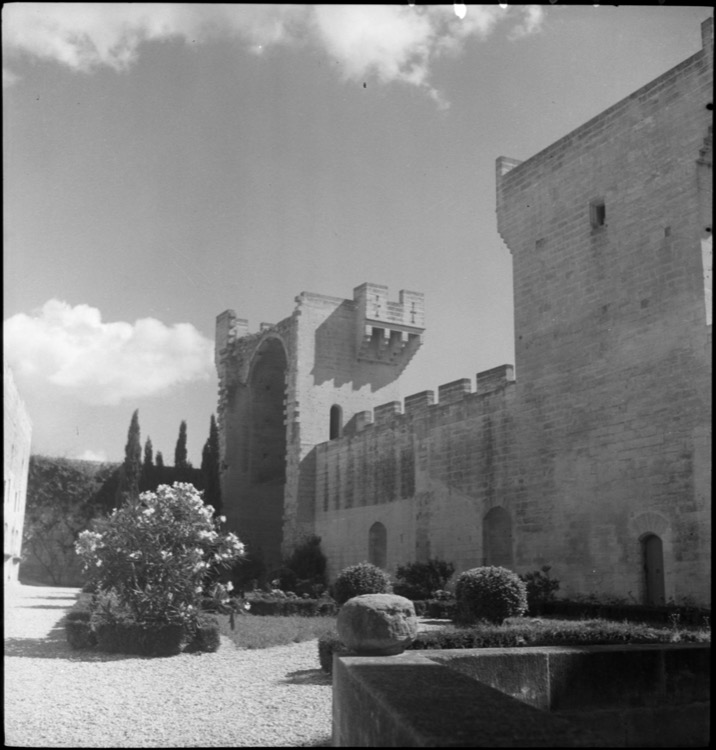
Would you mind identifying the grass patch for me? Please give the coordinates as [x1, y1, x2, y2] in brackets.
[216, 614, 337, 650]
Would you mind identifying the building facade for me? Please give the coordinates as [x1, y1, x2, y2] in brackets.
[216, 18, 712, 605]
[4, 362, 32, 584]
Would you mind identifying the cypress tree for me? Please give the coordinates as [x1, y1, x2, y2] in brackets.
[174, 420, 189, 470]
[143, 437, 154, 469]
[123, 409, 142, 501]
[141, 437, 154, 492]
[155, 451, 165, 469]
[201, 414, 222, 514]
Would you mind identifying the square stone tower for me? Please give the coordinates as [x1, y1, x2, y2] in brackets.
[215, 283, 424, 572]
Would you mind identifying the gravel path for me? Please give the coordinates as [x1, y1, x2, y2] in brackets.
[4, 585, 333, 747]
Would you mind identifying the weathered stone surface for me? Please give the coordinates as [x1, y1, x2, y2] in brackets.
[337, 594, 417, 656]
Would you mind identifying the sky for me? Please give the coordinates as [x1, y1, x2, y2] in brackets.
[3, 3, 713, 466]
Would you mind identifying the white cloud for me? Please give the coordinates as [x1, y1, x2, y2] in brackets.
[2, 3, 544, 104]
[3, 300, 214, 405]
[508, 5, 545, 40]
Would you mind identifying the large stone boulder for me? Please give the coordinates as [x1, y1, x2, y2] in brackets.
[337, 593, 418, 656]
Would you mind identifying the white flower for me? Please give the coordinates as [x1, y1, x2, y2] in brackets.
[226, 581, 234, 592]
[96, 560, 103, 567]
[218, 516, 226, 524]
[195, 586, 203, 593]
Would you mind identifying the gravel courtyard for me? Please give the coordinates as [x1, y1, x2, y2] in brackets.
[4, 585, 333, 747]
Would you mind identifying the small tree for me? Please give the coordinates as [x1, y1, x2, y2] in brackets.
[122, 410, 142, 501]
[75, 483, 244, 629]
[282, 535, 327, 595]
[143, 437, 154, 470]
[201, 415, 221, 515]
[141, 437, 154, 492]
[155, 451, 165, 469]
[174, 420, 189, 471]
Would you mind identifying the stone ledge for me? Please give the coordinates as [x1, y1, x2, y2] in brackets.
[332, 644, 710, 747]
[332, 651, 606, 747]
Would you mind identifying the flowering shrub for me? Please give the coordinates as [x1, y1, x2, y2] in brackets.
[75, 483, 244, 630]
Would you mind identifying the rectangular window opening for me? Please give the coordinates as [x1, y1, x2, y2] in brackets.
[590, 199, 606, 228]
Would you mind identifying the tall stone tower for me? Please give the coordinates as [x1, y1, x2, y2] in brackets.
[215, 283, 424, 572]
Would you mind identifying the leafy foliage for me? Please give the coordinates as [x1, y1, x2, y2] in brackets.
[519, 565, 560, 612]
[393, 558, 455, 600]
[23, 456, 119, 585]
[229, 548, 267, 594]
[332, 562, 392, 606]
[455, 566, 528, 625]
[200, 414, 222, 515]
[75, 482, 244, 630]
[280, 535, 328, 595]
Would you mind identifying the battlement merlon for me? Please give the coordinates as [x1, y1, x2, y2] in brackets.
[215, 310, 249, 366]
[353, 283, 425, 364]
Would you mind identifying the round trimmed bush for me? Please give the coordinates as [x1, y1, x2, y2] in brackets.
[455, 566, 528, 625]
[332, 562, 392, 606]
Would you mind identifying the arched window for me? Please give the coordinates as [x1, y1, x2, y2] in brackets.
[482, 507, 513, 568]
[330, 405, 343, 440]
[641, 533, 665, 606]
[368, 522, 387, 569]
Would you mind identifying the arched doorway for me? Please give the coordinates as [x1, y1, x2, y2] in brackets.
[641, 533, 665, 606]
[368, 522, 387, 569]
[482, 507, 513, 568]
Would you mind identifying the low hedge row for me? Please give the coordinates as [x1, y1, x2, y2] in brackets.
[411, 599, 457, 619]
[64, 600, 221, 656]
[317, 619, 711, 674]
[537, 600, 711, 627]
[243, 597, 338, 617]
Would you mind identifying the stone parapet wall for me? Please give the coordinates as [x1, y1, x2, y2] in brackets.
[333, 644, 710, 747]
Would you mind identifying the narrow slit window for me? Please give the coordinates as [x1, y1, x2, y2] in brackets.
[330, 405, 343, 440]
[590, 199, 606, 228]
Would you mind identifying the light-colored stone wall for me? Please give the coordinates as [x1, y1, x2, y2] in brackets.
[3, 362, 32, 584]
[314, 369, 517, 581]
[494, 17, 712, 604]
[216, 18, 712, 606]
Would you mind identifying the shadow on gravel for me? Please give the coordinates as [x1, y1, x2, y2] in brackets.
[5, 622, 138, 662]
[19, 604, 77, 610]
[282, 668, 332, 686]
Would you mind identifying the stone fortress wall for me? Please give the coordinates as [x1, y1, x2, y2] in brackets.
[216, 17, 712, 605]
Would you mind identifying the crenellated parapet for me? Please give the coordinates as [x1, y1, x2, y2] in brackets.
[337, 364, 515, 436]
[353, 283, 424, 365]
